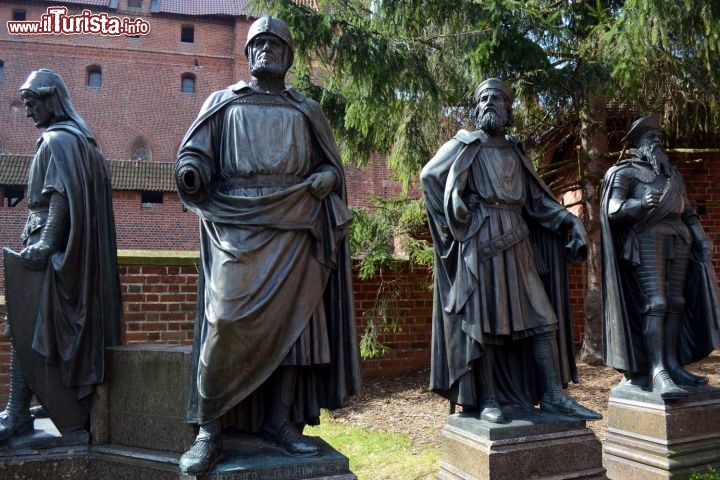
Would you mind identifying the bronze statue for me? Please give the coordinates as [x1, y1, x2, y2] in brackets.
[601, 115, 720, 398]
[0, 69, 122, 441]
[421, 78, 601, 423]
[175, 16, 361, 476]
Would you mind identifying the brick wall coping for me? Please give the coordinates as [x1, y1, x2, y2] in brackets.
[117, 250, 200, 266]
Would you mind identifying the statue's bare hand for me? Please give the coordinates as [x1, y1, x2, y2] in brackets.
[641, 190, 661, 209]
[309, 171, 336, 199]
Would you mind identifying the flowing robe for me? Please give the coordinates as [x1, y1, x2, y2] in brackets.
[177, 83, 360, 427]
[19, 121, 122, 389]
[421, 129, 577, 408]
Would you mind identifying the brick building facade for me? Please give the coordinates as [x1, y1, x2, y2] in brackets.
[0, 0, 406, 283]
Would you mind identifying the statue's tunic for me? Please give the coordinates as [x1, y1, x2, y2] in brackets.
[177, 84, 360, 426]
[421, 129, 574, 408]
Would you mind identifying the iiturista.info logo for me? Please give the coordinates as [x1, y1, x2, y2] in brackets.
[7, 7, 151, 36]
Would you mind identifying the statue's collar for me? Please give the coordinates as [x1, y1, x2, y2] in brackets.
[230, 80, 304, 103]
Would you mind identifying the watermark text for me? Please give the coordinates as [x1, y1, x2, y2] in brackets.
[7, 7, 150, 36]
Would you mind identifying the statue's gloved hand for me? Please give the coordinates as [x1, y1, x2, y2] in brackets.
[564, 214, 588, 263]
[308, 171, 337, 199]
[641, 189, 661, 210]
[20, 242, 54, 270]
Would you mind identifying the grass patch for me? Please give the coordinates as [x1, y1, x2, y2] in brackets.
[306, 412, 440, 480]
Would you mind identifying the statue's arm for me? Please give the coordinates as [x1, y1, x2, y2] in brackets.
[606, 170, 647, 222]
[176, 118, 218, 201]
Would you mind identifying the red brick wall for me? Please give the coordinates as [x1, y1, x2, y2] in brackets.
[0, 254, 434, 403]
[0, 1, 242, 163]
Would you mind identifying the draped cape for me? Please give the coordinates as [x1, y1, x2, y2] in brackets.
[601, 160, 720, 373]
[422, 129, 578, 408]
[25, 122, 122, 388]
[177, 82, 360, 426]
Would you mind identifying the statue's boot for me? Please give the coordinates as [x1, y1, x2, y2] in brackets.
[178, 419, 223, 476]
[474, 352, 505, 423]
[644, 315, 688, 399]
[533, 334, 602, 420]
[665, 313, 708, 386]
[263, 366, 319, 456]
[0, 347, 34, 443]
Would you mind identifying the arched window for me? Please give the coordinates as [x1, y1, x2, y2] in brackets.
[130, 138, 151, 161]
[181, 73, 195, 94]
[87, 66, 102, 88]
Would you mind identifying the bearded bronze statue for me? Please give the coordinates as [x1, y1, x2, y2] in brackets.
[601, 115, 720, 398]
[421, 78, 601, 423]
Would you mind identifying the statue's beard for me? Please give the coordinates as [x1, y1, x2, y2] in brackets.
[250, 59, 287, 79]
[638, 142, 670, 175]
[478, 110, 507, 133]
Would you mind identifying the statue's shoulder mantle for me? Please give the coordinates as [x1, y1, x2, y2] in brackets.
[612, 151, 657, 183]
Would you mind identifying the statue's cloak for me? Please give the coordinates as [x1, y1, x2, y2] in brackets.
[177, 82, 360, 426]
[601, 160, 720, 373]
[422, 129, 578, 408]
[14, 122, 122, 390]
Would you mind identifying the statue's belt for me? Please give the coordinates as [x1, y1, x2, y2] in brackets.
[476, 222, 530, 262]
[222, 174, 305, 190]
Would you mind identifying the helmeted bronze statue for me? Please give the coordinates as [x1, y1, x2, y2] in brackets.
[175, 16, 361, 476]
[421, 78, 601, 423]
[601, 115, 720, 398]
[0, 69, 122, 441]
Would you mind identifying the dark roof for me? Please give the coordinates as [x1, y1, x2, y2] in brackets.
[157, 0, 253, 16]
[36, 0, 254, 17]
[110, 160, 176, 191]
[0, 155, 33, 186]
[0, 155, 176, 192]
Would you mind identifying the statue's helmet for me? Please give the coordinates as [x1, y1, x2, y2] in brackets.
[244, 15, 294, 56]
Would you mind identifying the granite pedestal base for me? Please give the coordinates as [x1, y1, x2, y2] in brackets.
[0, 344, 355, 479]
[439, 410, 605, 480]
[603, 384, 720, 479]
[0, 418, 89, 480]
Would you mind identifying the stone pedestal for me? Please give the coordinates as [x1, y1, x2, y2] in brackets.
[439, 411, 605, 480]
[603, 384, 720, 479]
[0, 344, 356, 479]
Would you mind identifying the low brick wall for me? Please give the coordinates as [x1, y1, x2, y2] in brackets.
[0, 251, 434, 404]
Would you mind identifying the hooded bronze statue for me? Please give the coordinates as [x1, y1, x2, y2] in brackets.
[601, 115, 720, 398]
[421, 78, 601, 423]
[175, 16, 360, 476]
[1, 69, 122, 441]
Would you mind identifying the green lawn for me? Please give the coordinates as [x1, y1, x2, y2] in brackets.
[306, 413, 440, 480]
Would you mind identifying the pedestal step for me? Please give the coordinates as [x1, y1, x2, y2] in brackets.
[439, 411, 606, 480]
[603, 384, 720, 480]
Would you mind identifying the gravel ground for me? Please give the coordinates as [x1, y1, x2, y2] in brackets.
[329, 350, 720, 444]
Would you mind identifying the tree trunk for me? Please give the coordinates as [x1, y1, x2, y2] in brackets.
[577, 96, 613, 365]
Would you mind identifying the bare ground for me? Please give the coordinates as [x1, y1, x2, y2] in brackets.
[328, 350, 720, 445]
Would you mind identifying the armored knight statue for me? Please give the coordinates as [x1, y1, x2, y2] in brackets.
[421, 78, 601, 423]
[175, 16, 360, 476]
[1, 69, 122, 441]
[601, 115, 720, 398]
